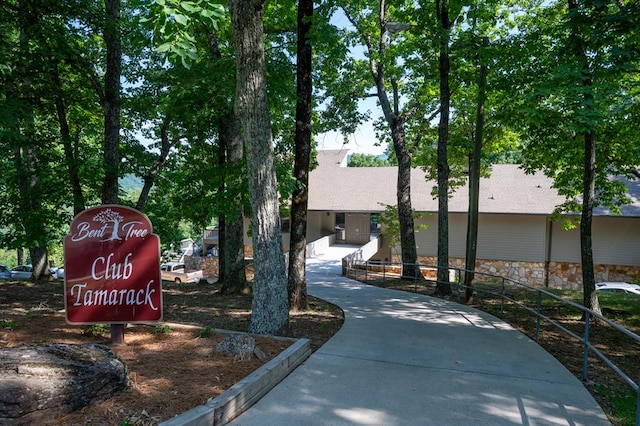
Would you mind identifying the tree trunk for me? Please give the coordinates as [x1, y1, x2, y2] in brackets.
[217, 133, 228, 285]
[15, 143, 49, 280]
[372, 4, 421, 281]
[101, 0, 121, 207]
[229, 0, 289, 335]
[17, 248, 24, 266]
[102, 0, 123, 344]
[287, 0, 313, 311]
[13, 11, 50, 281]
[136, 179, 153, 212]
[135, 120, 176, 213]
[0, 344, 129, 424]
[567, 0, 600, 316]
[220, 111, 248, 294]
[393, 125, 422, 280]
[464, 37, 488, 303]
[52, 67, 85, 216]
[435, 0, 452, 295]
[580, 130, 600, 315]
[207, 32, 247, 292]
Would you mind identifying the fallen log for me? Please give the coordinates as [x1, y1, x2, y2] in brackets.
[0, 343, 130, 424]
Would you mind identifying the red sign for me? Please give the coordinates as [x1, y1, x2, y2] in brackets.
[63, 205, 162, 324]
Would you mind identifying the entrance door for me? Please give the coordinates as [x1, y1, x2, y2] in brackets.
[345, 213, 371, 244]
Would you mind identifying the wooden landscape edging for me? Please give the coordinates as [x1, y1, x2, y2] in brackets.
[159, 336, 312, 426]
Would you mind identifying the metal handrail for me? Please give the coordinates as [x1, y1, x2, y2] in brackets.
[343, 259, 640, 425]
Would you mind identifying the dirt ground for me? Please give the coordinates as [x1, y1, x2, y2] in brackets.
[0, 279, 344, 425]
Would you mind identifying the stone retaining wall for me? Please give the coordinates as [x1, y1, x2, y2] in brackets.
[184, 256, 218, 279]
[390, 255, 639, 290]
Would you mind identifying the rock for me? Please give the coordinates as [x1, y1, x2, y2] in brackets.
[0, 343, 130, 424]
[215, 333, 263, 362]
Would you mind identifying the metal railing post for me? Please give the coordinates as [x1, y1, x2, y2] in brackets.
[500, 277, 505, 316]
[536, 291, 542, 341]
[456, 269, 461, 303]
[383, 262, 386, 286]
[636, 373, 640, 426]
[583, 312, 591, 383]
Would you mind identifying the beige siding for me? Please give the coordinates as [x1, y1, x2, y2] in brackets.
[413, 214, 468, 258]
[549, 223, 580, 263]
[415, 213, 467, 257]
[551, 217, 640, 266]
[414, 215, 437, 256]
[477, 214, 548, 262]
[415, 213, 548, 262]
[593, 217, 640, 266]
[306, 211, 326, 242]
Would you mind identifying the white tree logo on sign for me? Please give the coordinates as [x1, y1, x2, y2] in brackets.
[93, 208, 124, 242]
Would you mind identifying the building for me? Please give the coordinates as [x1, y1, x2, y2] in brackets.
[305, 150, 640, 288]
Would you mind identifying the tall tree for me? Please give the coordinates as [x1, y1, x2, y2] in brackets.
[229, 0, 289, 335]
[51, 66, 86, 216]
[567, 0, 599, 315]
[102, 0, 124, 344]
[101, 0, 122, 207]
[1, 0, 68, 280]
[503, 0, 640, 312]
[336, 1, 425, 280]
[434, 0, 453, 295]
[219, 111, 249, 293]
[287, 0, 314, 311]
[464, 37, 488, 302]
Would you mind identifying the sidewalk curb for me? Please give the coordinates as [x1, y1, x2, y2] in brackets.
[159, 336, 312, 426]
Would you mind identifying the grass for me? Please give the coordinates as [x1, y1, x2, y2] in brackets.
[81, 323, 110, 337]
[359, 274, 640, 426]
[197, 325, 215, 338]
[0, 319, 16, 330]
[152, 324, 172, 334]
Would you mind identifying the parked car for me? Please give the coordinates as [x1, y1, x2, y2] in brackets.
[0, 264, 10, 279]
[53, 265, 65, 279]
[10, 264, 33, 280]
[160, 262, 203, 284]
[595, 282, 640, 295]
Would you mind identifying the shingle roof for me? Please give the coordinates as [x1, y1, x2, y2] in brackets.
[308, 150, 640, 217]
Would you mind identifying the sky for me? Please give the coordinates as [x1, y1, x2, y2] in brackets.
[315, 121, 386, 156]
[313, 10, 388, 157]
[313, 89, 389, 156]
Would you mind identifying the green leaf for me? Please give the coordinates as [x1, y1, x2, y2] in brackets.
[176, 39, 195, 51]
[180, 2, 201, 13]
[186, 49, 199, 60]
[157, 42, 173, 52]
[173, 13, 189, 26]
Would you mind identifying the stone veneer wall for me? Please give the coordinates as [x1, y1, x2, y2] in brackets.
[183, 245, 266, 280]
[184, 256, 218, 280]
[547, 262, 639, 289]
[391, 255, 639, 290]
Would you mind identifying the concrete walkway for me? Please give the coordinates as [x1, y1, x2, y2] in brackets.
[230, 245, 610, 426]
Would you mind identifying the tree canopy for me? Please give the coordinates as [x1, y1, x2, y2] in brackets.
[0, 0, 638, 317]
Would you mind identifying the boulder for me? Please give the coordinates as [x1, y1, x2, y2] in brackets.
[215, 333, 266, 362]
[0, 343, 130, 424]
